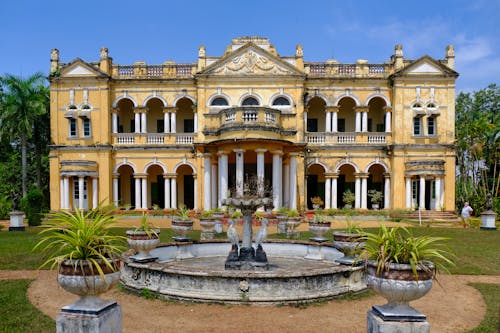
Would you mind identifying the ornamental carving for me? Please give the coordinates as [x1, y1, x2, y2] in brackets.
[213, 50, 291, 75]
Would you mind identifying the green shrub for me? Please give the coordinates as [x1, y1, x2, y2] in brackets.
[0, 196, 13, 219]
[20, 189, 46, 226]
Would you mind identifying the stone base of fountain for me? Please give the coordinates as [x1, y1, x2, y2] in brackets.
[225, 246, 269, 270]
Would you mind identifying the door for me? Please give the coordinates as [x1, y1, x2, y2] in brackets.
[183, 175, 194, 209]
[73, 177, 88, 210]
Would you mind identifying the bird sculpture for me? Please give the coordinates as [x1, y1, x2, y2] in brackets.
[227, 219, 240, 251]
[255, 217, 268, 249]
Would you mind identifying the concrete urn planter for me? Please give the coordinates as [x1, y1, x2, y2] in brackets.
[198, 217, 217, 240]
[365, 260, 434, 321]
[171, 218, 194, 241]
[308, 221, 331, 242]
[126, 229, 160, 262]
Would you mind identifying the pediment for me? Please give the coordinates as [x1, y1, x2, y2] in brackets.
[60, 59, 108, 78]
[394, 55, 458, 77]
[200, 44, 303, 76]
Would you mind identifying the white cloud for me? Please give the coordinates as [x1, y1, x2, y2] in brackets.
[453, 36, 492, 64]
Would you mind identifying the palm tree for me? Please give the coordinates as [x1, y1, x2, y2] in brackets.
[0, 72, 48, 197]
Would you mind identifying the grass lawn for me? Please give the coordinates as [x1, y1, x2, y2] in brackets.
[466, 283, 500, 333]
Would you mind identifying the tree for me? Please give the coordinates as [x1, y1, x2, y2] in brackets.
[455, 84, 500, 213]
[0, 73, 48, 197]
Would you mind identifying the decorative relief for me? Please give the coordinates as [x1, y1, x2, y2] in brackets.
[213, 50, 291, 75]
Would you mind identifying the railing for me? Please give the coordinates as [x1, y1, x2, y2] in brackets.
[113, 63, 195, 78]
[175, 134, 194, 144]
[220, 107, 280, 127]
[117, 66, 134, 77]
[305, 63, 388, 77]
[243, 110, 258, 122]
[306, 132, 389, 144]
[115, 133, 135, 144]
[337, 64, 356, 75]
[146, 133, 165, 144]
[368, 134, 387, 143]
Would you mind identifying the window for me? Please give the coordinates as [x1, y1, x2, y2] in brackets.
[272, 97, 290, 106]
[307, 119, 318, 132]
[413, 117, 421, 135]
[82, 118, 91, 137]
[242, 97, 259, 106]
[338, 119, 346, 132]
[211, 97, 229, 106]
[69, 119, 77, 137]
[157, 120, 164, 133]
[427, 117, 436, 136]
[184, 119, 194, 133]
[130, 120, 135, 133]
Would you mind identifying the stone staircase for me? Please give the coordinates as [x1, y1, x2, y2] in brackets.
[402, 210, 461, 222]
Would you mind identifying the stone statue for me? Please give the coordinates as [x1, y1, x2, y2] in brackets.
[486, 193, 493, 210]
[100, 47, 108, 60]
[12, 193, 19, 211]
[51, 48, 59, 61]
[296, 44, 303, 57]
[198, 45, 206, 57]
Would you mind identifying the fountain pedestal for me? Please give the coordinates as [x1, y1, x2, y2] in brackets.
[223, 197, 271, 270]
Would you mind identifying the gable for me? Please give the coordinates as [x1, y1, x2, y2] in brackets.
[393, 55, 458, 78]
[407, 61, 442, 74]
[60, 59, 108, 78]
[202, 44, 302, 76]
[66, 65, 96, 75]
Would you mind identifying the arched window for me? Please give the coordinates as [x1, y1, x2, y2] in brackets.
[242, 97, 259, 106]
[81, 104, 91, 110]
[211, 97, 229, 106]
[272, 97, 291, 106]
[68, 105, 77, 110]
[412, 103, 422, 109]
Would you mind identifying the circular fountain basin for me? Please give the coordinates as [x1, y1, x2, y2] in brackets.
[120, 239, 367, 305]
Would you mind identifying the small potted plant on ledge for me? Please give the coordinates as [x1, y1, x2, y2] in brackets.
[308, 209, 331, 242]
[310, 196, 324, 210]
[358, 224, 454, 322]
[126, 213, 160, 262]
[343, 189, 355, 209]
[172, 205, 193, 241]
[368, 189, 383, 210]
[33, 206, 126, 315]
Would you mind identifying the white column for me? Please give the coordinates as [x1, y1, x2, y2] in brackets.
[164, 112, 170, 133]
[419, 176, 426, 209]
[283, 163, 290, 208]
[405, 177, 412, 209]
[355, 111, 361, 132]
[60, 178, 64, 209]
[112, 113, 118, 133]
[211, 164, 217, 208]
[332, 112, 338, 132]
[218, 151, 228, 206]
[164, 177, 171, 209]
[303, 112, 308, 130]
[362, 112, 368, 132]
[234, 149, 245, 197]
[325, 177, 331, 209]
[141, 178, 147, 209]
[171, 112, 176, 133]
[289, 153, 298, 210]
[384, 176, 391, 209]
[385, 111, 392, 133]
[135, 177, 141, 209]
[63, 177, 69, 209]
[361, 176, 368, 209]
[193, 176, 198, 210]
[193, 112, 198, 133]
[171, 177, 177, 209]
[92, 177, 98, 209]
[332, 176, 338, 209]
[325, 112, 332, 132]
[78, 176, 84, 210]
[355, 176, 361, 209]
[141, 112, 147, 133]
[435, 177, 442, 211]
[203, 154, 211, 210]
[134, 113, 140, 134]
[112, 177, 119, 206]
[440, 177, 445, 208]
[272, 150, 283, 210]
[256, 149, 266, 196]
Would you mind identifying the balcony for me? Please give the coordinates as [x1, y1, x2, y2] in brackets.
[113, 133, 195, 145]
[306, 132, 390, 145]
[112, 63, 195, 79]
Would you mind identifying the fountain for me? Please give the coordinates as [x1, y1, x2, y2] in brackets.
[120, 178, 366, 304]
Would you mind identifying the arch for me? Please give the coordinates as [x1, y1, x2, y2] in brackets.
[142, 95, 167, 108]
[112, 95, 138, 108]
[113, 161, 137, 174]
[305, 93, 328, 107]
[207, 93, 231, 106]
[173, 161, 197, 175]
[333, 94, 361, 107]
[270, 92, 293, 106]
[365, 93, 391, 107]
[79, 103, 93, 110]
[173, 94, 196, 106]
[143, 161, 167, 174]
[333, 160, 360, 173]
[364, 160, 389, 173]
[306, 161, 329, 173]
[238, 92, 263, 106]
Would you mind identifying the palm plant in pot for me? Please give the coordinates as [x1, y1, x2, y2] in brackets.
[33, 207, 126, 312]
[126, 213, 160, 262]
[171, 205, 193, 241]
[358, 224, 454, 321]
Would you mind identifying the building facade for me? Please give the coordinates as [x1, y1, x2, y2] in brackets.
[49, 37, 458, 212]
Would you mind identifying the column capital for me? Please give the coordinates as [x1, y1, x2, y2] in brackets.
[134, 106, 148, 113]
[355, 106, 369, 113]
[165, 173, 177, 178]
[288, 152, 301, 157]
[255, 148, 267, 154]
[163, 106, 177, 113]
[324, 172, 339, 178]
[271, 150, 283, 156]
[111, 107, 119, 114]
[112, 173, 120, 179]
[355, 172, 369, 178]
[133, 173, 147, 179]
[383, 106, 393, 112]
[383, 172, 391, 178]
[325, 106, 339, 113]
[202, 152, 212, 158]
[233, 148, 245, 153]
[217, 150, 229, 156]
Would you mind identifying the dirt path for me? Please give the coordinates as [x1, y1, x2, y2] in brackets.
[0, 270, 490, 333]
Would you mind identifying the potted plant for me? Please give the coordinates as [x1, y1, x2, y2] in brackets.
[368, 189, 383, 210]
[171, 205, 193, 241]
[33, 207, 125, 311]
[342, 189, 355, 209]
[310, 196, 324, 210]
[198, 209, 217, 240]
[285, 209, 302, 238]
[358, 224, 454, 321]
[126, 213, 160, 262]
[274, 207, 289, 233]
[333, 217, 365, 263]
[308, 210, 331, 242]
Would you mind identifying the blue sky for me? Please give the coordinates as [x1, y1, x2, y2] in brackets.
[1, 0, 498, 93]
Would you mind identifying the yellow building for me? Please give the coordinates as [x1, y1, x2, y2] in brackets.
[48, 37, 458, 212]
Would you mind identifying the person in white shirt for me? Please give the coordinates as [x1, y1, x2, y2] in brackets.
[461, 201, 473, 228]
